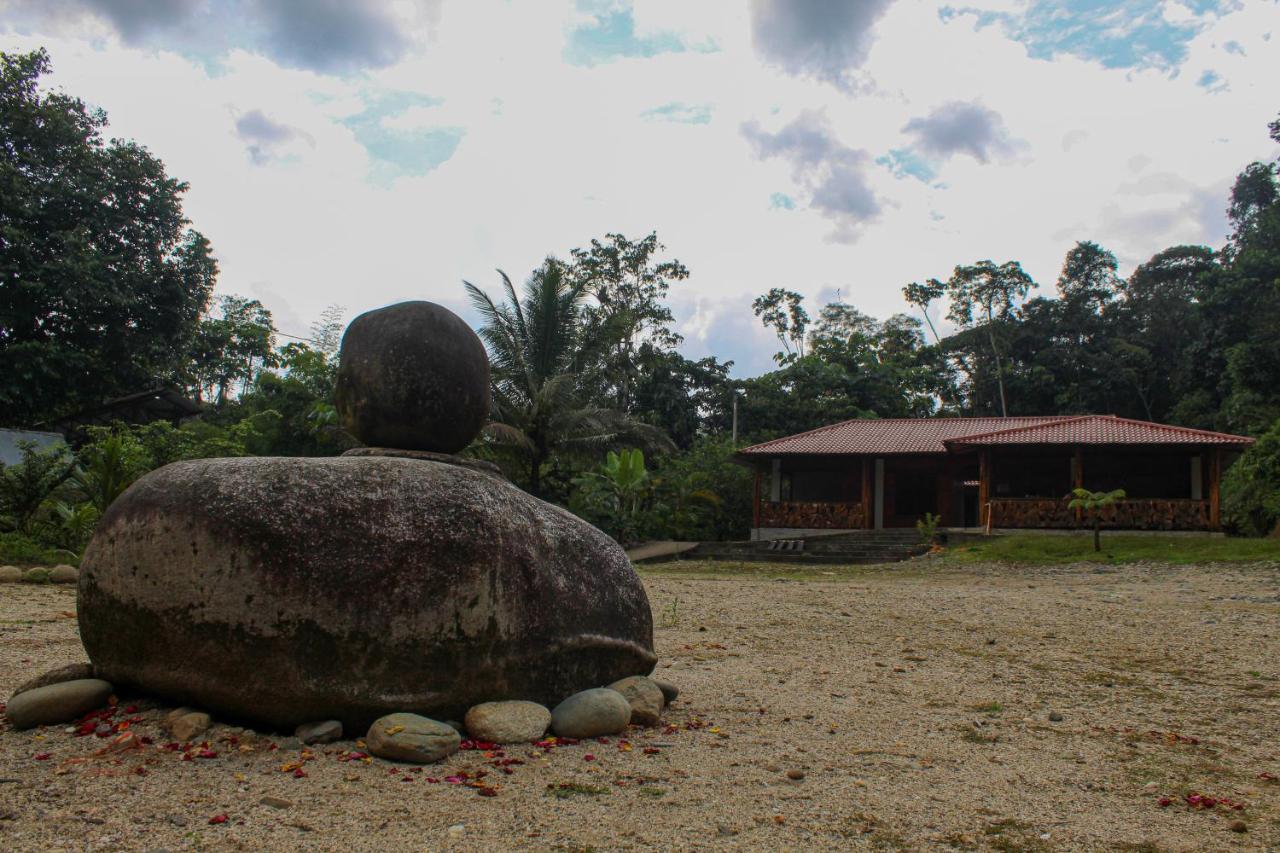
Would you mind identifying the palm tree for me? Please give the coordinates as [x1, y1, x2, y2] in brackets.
[1066, 487, 1127, 552]
[464, 259, 672, 498]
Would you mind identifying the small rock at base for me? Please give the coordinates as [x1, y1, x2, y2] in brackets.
[464, 700, 551, 744]
[606, 676, 665, 727]
[1048, 712, 1064, 722]
[48, 564, 78, 584]
[443, 720, 465, 735]
[4, 679, 114, 729]
[0, 566, 21, 583]
[10, 662, 96, 701]
[260, 796, 293, 810]
[654, 679, 679, 705]
[550, 688, 632, 738]
[786, 769, 805, 781]
[20, 568, 50, 583]
[165, 709, 212, 742]
[1229, 820, 1247, 833]
[295, 720, 342, 745]
[366, 713, 460, 763]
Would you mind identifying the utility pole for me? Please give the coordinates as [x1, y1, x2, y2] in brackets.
[732, 392, 739, 444]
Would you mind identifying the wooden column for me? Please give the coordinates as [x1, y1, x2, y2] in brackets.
[1209, 448, 1222, 531]
[752, 467, 762, 531]
[1072, 447, 1084, 524]
[978, 449, 991, 528]
[861, 457, 872, 529]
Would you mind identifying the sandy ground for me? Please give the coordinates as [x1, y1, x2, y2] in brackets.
[2, 559, 1279, 852]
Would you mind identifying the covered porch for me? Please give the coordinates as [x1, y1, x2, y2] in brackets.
[748, 446, 1229, 537]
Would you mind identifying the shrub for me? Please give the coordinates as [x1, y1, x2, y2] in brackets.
[1222, 419, 1280, 536]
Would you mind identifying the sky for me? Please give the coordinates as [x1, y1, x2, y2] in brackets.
[2, 0, 1278, 377]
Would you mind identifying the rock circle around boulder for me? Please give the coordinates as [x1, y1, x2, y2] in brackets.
[0, 565, 21, 583]
[550, 688, 632, 739]
[366, 713, 461, 763]
[606, 675, 665, 727]
[464, 700, 551, 744]
[654, 679, 679, 705]
[4, 678, 114, 729]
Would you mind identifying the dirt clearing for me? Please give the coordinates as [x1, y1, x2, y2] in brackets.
[2, 560, 1278, 850]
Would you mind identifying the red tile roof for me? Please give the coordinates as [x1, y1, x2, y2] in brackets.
[737, 415, 1254, 456]
[738, 416, 1072, 455]
[944, 414, 1255, 448]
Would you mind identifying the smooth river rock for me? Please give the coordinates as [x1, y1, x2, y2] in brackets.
[5, 679, 114, 729]
[334, 301, 490, 454]
[366, 713, 460, 763]
[464, 700, 551, 744]
[550, 688, 632, 738]
[607, 675, 665, 726]
[78, 455, 655, 730]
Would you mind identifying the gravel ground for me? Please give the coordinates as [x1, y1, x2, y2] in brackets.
[2, 559, 1279, 851]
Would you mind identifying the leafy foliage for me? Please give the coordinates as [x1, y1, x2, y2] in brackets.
[1066, 487, 1127, 552]
[0, 50, 217, 425]
[1222, 420, 1280, 537]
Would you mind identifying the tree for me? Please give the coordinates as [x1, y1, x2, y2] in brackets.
[569, 232, 689, 412]
[901, 279, 946, 344]
[1067, 487, 1126, 552]
[1222, 418, 1280, 536]
[0, 440, 77, 535]
[0, 49, 217, 426]
[465, 259, 671, 499]
[752, 287, 809, 364]
[181, 295, 277, 405]
[944, 260, 1036, 416]
[309, 304, 346, 357]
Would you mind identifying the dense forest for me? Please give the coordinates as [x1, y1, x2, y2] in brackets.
[3, 48, 1279, 558]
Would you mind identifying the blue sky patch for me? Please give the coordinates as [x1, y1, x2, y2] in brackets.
[564, 1, 713, 66]
[769, 192, 796, 210]
[877, 148, 938, 183]
[939, 0, 1232, 71]
[1197, 69, 1227, 91]
[641, 102, 712, 124]
[340, 91, 464, 185]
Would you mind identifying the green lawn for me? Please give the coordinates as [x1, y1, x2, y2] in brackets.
[940, 532, 1280, 565]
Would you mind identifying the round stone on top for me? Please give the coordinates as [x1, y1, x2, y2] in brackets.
[335, 301, 490, 453]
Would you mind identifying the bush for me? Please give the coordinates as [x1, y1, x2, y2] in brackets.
[1222, 419, 1280, 536]
[0, 531, 77, 567]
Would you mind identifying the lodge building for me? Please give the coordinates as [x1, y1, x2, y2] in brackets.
[736, 415, 1254, 539]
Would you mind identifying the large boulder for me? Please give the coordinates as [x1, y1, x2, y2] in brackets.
[334, 301, 490, 454]
[78, 455, 655, 730]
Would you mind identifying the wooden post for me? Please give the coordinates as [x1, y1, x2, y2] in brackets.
[1072, 447, 1084, 524]
[752, 467, 762, 531]
[978, 450, 991, 529]
[1209, 448, 1222, 531]
[861, 457, 872, 529]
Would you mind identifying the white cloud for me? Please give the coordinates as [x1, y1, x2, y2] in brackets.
[2, 0, 1277, 376]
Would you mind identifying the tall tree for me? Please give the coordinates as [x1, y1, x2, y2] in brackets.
[569, 232, 688, 413]
[944, 260, 1036, 416]
[0, 49, 217, 425]
[752, 287, 809, 364]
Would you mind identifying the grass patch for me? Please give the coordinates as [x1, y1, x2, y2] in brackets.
[546, 782, 610, 798]
[939, 533, 1279, 566]
[971, 701, 1004, 715]
[637, 786, 666, 797]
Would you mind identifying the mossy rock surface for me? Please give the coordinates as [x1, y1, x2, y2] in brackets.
[79, 456, 655, 730]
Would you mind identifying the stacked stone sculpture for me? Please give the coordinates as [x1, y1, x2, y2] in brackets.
[77, 301, 657, 731]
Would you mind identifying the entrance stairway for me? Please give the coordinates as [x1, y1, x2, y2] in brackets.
[679, 529, 929, 565]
